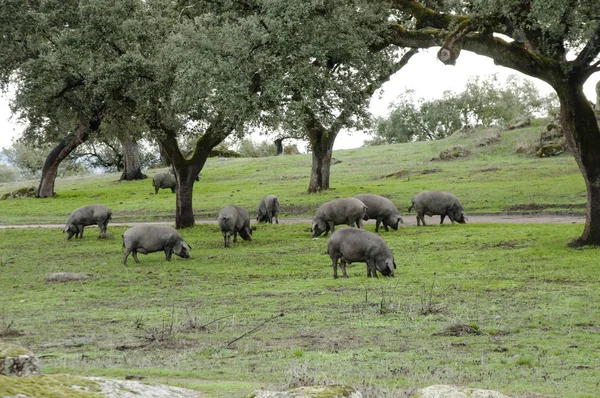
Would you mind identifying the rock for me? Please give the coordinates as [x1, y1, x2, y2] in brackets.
[0, 343, 41, 377]
[89, 377, 201, 398]
[506, 116, 531, 130]
[45, 272, 90, 283]
[536, 143, 564, 157]
[415, 385, 511, 398]
[1, 187, 37, 200]
[248, 385, 362, 398]
[433, 145, 471, 161]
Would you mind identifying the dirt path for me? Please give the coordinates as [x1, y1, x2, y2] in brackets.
[0, 214, 585, 230]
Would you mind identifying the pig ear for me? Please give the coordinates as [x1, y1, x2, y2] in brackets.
[63, 226, 69, 233]
[183, 242, 191, 250]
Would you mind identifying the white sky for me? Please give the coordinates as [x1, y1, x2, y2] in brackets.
[1, 48, 599, 152]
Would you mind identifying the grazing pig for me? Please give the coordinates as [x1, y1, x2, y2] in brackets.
[311, 197, 367, 238]
[327, 228, 396, 279]
[257, 194, 280, 224]
[122, 225, 191, 264]
[152, 172, 177, 194]
[218, 205, 253, 247]
[63, 204, 112, 240]
[408, 190, 467, 226]
[354, 194, 404, 232]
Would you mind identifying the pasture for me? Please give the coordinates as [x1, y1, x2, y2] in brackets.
[1, 122, 599, 397]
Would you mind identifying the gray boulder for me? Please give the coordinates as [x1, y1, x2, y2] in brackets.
[408, 190, 467, 226]
[0, 343, 40, 377]
[327, 228, 396, 279]
[257, 194, 280, 224]
[416, 385, 510, 398]
[122, 225, 191, 264]
[354, 194, 403, 232]
[218, 205, 253, 247]
[63, 204, 112, 240]
[248, 385, 362, 398]
[311, 198, 367, 238]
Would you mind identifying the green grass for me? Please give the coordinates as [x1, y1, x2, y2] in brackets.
[0, 118, 586, 225]
[1, 122, 598, 397]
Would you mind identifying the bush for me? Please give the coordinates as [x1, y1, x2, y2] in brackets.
[0, 164, 19, 182]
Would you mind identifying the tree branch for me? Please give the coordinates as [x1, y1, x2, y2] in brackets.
[574, 21, 600, 71]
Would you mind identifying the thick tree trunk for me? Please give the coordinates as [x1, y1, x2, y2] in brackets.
[595, 80, 600, 112]
[171, 159, 205, 228]
[37, 121, 91, 198]
[556, 83, 600, 246]
[156, 118, 232, 229]
[307, 126, 337, 193]
[274, 137, 285, 156]
[119, 138, 147, 181]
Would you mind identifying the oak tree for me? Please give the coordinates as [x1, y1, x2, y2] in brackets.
[380, 0, 600, 246]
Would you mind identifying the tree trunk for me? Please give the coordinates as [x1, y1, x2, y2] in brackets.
[274, 137, 285, 156]
[596, 80, 600, 112]
[37, 121, 91, 198]
[156, 118, 232, 229]
[307, 125, 337, 193]
[556, 83, 600, 246]
[171, 159, 205, 228]
[119, 138, 147, 181]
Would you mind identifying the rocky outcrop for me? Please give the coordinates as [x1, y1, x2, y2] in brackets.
[416, 385, 511, 398]
[248, 385, 362, 398]
[0, 343, 40, 377]
[1, 187, 37, 200]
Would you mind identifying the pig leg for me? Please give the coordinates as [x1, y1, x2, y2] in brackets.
[222, 231, 230, 247]
[123, 249, 132, 265]
[366, 260, 378, 278]
[331, 256, 340, 279]
[165, 248, 173, 261]
[339, 259, 348, 278]
[132, 250, 140, 264]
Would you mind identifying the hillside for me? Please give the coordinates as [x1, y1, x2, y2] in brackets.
[0, 119, 585, 225]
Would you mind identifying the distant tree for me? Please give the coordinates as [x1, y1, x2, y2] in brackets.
[366, 75, 557, 145]
[236, 139, 277, 158]
[1, 140, 89, 179]
[0, 164, 19, 183]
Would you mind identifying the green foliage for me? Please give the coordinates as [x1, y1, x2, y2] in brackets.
[236, 139, 277, 158]
[0, 164, 19, 183]
[366, 75, 559, 145]
[1, 140, 90, 179]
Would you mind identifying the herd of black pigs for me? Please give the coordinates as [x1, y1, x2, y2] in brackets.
[62, 172, 467, 279]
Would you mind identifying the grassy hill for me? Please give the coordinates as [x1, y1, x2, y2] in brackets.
[1, 121, 598, 398]
[0, 118, 586, 225]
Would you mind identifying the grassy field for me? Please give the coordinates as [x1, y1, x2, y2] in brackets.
[1, 122, 599, 397]
[0, 118, 586, 225]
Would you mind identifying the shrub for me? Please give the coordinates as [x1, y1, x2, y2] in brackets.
[0, 164, 19, 182]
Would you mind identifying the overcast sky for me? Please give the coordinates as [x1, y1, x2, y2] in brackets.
[1, 48, 598, 152]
